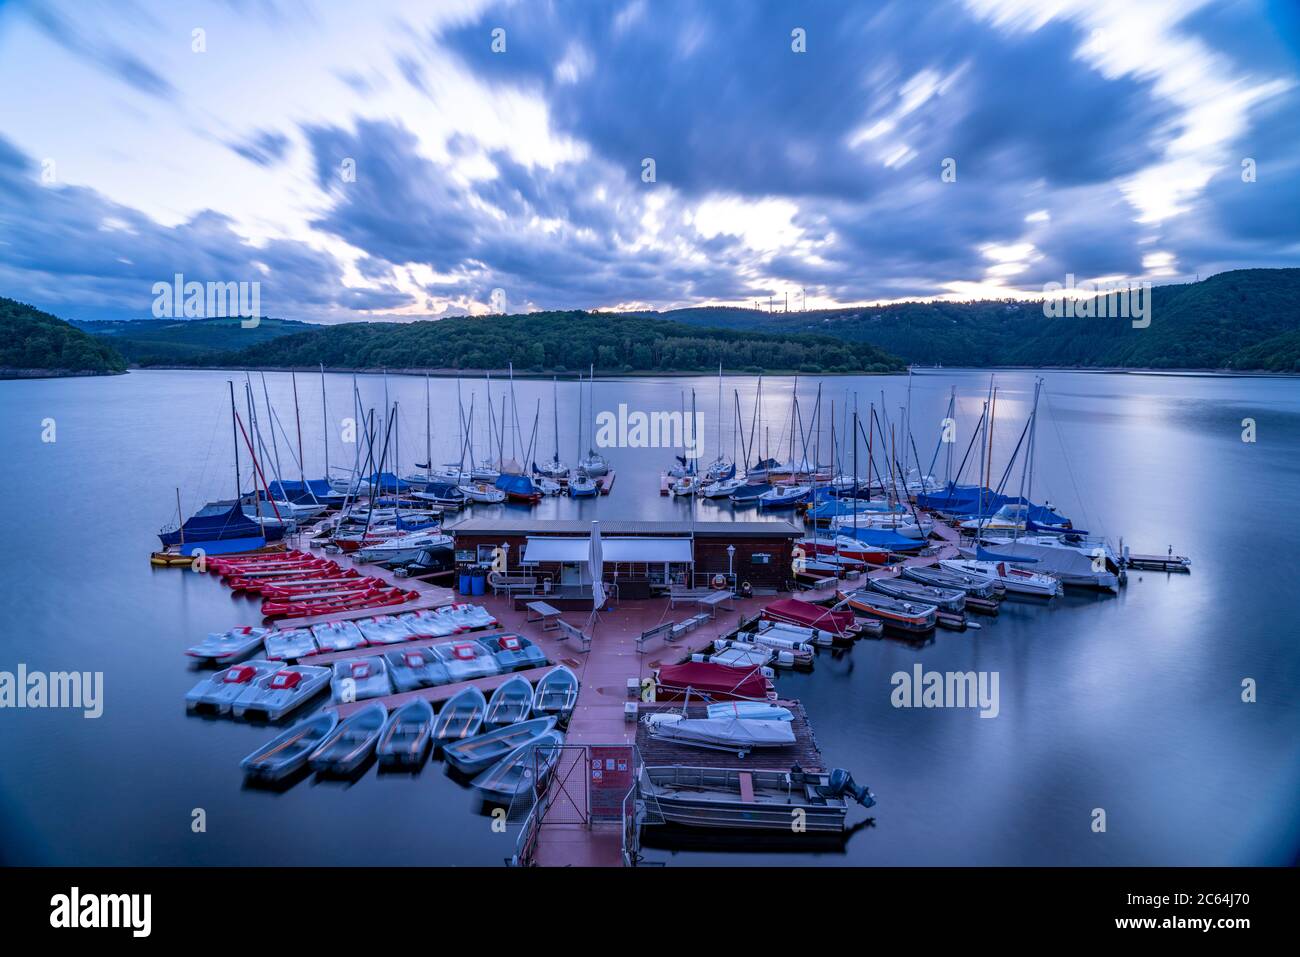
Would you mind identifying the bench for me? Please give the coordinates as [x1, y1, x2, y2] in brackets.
[635, 620, 675, 653]
[555, 618, 591, 652]
[695, 590, 734, 618]
[489, 572, 537, 597]
[525, 600, 563, 631]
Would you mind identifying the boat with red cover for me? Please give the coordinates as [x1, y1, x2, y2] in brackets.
[654, 661, 775, 702]
[761, 597, 857, 639]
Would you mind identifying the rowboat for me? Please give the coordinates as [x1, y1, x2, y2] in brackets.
[870, 577, 967, 614]
[308, 702, 388, 774]
[263, 627, 319, 660]
[375, 699, 435, 767]
[484, 674, 534, 728]
[329, 656, 393, 702]
[471, 730, 565, 803]
[532, 665, 579, 722]
[242, 712, 338, 781]
[431, 640, 501, 681]
[939, 558, 1061, 597]
[638, 765, 873, 832]
[476, 633, 547, 672]
[642, 713, 796, 756]
[837, 589, 937, 634]
[231, 664, 331, 720]
[310, 620, 367, 652]
[385, 647, 452, 691]
[185, 626, 271, 664]
[430, 685, 487, 749]
[185, 660, 279, 714]
[443, 716, 558, 775]
[902, 564, 997, 598]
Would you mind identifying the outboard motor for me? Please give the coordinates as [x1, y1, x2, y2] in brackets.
[821, 768, 875, 808]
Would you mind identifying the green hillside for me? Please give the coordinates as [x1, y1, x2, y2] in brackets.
[157, 311, 905, 375]
[74, 316, 313, 364]
[0, 298, 127, 377]
[656, 268, 1300, 371]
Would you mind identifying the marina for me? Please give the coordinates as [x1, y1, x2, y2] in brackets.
[5, 366, 1296, 869]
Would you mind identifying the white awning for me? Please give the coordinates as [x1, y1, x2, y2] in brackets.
[523, 536, 692, 564]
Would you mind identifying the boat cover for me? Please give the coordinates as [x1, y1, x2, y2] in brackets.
[763, 597, 855, 635]
[160, 503, 285, 547]
[706, 702, 795, 722]
[915, 484, 1070, 527]
[656, 662, 768, 700]
[495, 473, 539, 497]
[179, 536, 270, 557]
[976, 545, 1039, 563]
[647, 715, 795, 748]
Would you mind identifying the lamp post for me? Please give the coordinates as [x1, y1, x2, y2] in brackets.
[726, 544, 736, 586]
[501, 542, 510, 574]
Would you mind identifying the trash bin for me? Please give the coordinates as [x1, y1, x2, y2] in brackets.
[471, 567, 486, 596]
[458, 569, 472, 594]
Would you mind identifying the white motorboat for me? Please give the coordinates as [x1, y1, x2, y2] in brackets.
[460, 482, 506, 504]
[355, 531, 452, 565]
[708, 640, 775, 669]
[641, 713, 796, 756]
[960, 503, 1032, 533]
[534, 476, 563, 496]
[969, 535, 1121, 591]
[700, 476, 746, 498]
[939, 558, 1061, 597]
[670, 474, 701, 496]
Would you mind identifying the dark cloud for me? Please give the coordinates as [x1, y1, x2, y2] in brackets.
[229, 129, 291, 167]
[0, 134, 406, 323]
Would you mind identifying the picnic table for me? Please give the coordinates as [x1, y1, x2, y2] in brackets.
[694, 590, 735, 619]
[525, 600, 563, 631]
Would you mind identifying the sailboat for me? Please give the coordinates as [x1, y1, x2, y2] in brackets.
[576, 365, 610, 476]
[536, 377, 568, 480]
[568, 370, 600, 497]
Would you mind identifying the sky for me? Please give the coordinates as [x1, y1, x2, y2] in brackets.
[0, 0, 1297, 323]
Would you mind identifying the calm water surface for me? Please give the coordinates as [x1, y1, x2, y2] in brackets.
[1, 368, 1297, 865]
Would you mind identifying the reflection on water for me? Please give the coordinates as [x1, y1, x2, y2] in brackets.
[1, 368, 1298, 865]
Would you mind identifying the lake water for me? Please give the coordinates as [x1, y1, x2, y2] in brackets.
[1, 368, 1297, 866]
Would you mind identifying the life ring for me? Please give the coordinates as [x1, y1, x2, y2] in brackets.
[739, 581, 753, 597]
[711, 574, 726, 590]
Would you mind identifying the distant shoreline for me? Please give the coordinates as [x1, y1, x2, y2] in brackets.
[104, 363, 1300, 380]
[0, 368, 127, 380]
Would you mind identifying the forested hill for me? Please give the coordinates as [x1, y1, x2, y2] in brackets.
[0, 297, 127, 378]
[650, 268, 1300, 371]
[141, 312, 906, 375]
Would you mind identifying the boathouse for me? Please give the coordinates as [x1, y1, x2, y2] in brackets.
[447, 518, 801, 597]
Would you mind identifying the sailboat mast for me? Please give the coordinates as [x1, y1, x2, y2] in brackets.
[291, 370, 305, 484]
[425, 374, 432, 480]
[320, 363, 329, 478]
[228, 379, 241, 500]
